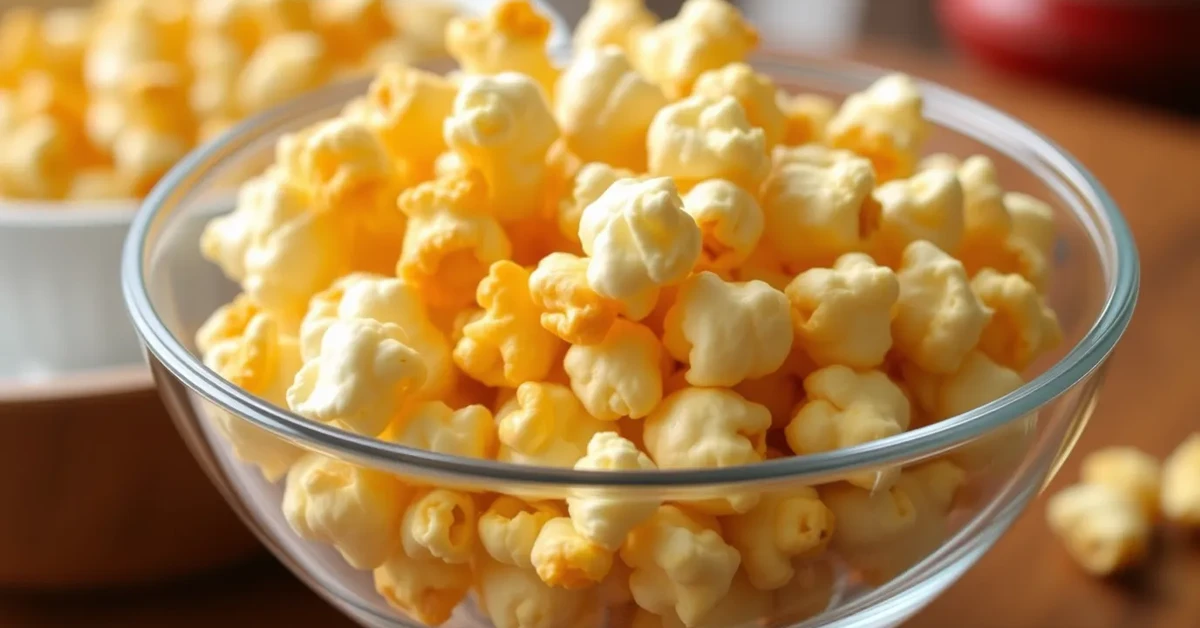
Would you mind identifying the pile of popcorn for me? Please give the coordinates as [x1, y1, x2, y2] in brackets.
[195, 0, 1068, 626]
[0, 0, 457, 201]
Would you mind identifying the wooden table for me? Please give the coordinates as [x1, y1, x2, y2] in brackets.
[2, 48, 1198, 628]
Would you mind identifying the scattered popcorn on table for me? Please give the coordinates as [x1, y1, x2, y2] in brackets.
[1162, 434, 1200, 526]
[1081, 447, 1161, 521]
[187, 0, 1074, 624]
[1048, 483, 1151, 576]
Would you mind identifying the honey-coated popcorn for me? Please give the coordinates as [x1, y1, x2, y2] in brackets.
[691, 62, 785, 148]
[568, 432, 660, 550]
[786, 253, 899, 369]
[496, 382, 610, 467]
[479, 496, 563, 568]
[828, 73, 928, 182]
[646, 95, 769, 193]
[1162, 434, 1200, 526]
[681, 178, 763, 271]
[574, 0, 658, 55]
[555, 46, 666, 171]
[445, 0, 559, 97]
[633, 0, 758, 100]
[723, 489, 835, 590]
[528, 252, 620, 345]
[1047, 483, 1150, 576]
[1080, 447, 1161, 521]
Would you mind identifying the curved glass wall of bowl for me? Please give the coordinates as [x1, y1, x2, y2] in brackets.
[122, 54, 1137, 628]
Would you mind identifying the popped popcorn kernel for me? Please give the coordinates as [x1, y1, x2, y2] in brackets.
[0, 115, 73, 199]
[496, 382, 610, 467]
[374, 549, 472, 627]
[1081, 447, 1161, 521]
[892, 240, 993, 374]
[119, 61, 193, 137]
[445, 0, 559, 96]
[477, 557, 594, 628]
[1005, 191, 1056, 259]
[1047, 483, 1150, 576]
[564, 319, 664, 421]
[781, 93, 835, 146]
[237, 32, 331, 115]
[298, 116, 396, 214]
[633, 0, 758, 100]
[647, 95, 769, 193]
[283, 453, 408, 569]
[574, 0, 658, 55]
[555, 46, 666, 171]
[529, 252, 620, 345]
[869, 167, 965, 264]
[112, 125, 191, 196]
[364, 62, 457, 178]
[454, 260, 565, 387]
[388, 401, 496, 459]
[312, 0, 395, 64]
[692, 62, 786, 148]
[479, 496, 563, 568]
[556, 161, 635, 247]
[400, 488, 478, 564]
[827, 73, 928, 182]
[681, 178, 764, 271]
[733, 369, 800, 430]
[970, 268, 1062, 370]
[785, 253, 899, 369]
[724, 488, 836, 590]
[532, 517, 615, 589]
[579, 177, 701, 320]
[1162, 434, 1200, 526]
[663, 271, 792, 387]
[567, 432, 660, 550]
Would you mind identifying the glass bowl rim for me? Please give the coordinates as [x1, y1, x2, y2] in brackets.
[121, 54, 1139, 488]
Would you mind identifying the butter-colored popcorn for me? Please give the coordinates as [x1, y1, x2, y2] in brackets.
[786, 366, 910, 490]
[780, 93, 835, 146]
[374, 549, 473, 627]
[631, 571, 772, 628]
[556, 162, 634, 247]
[188, 35, 245, 120]
[785, 253, 899, 369]
[531, 517, 615, 589]
[119, 61, 192, 137]
[827, 73, 928, 182]
[237, 32, 331, 115]
[692, 62, 785, 148]
[68, 167, 135, 200]
[620, 504, 742, 626]
[396, 171, 512, 308]
[759, 146, 877, 269]
[579, 177, 701, 320]
[83, 95, 127, 154]
[646, 95, 769, 194]
[663, 272, 792, 387]
[387, 401, 495, 459]
[287, 318, 427, 436]
[733, 369, 799, 430]
[296, 116, 396, 215]
[567, 432, 660, 550]
[478, 496, 563, 568]
[632, 0, 758, 100]
[1081, 447, 1161, 522]
[246, 0, 314, 38]
[956, 155, 1012, 252]
[84, 10, 167, 93]
[495, 382, 610, 467]
[970, 268, 1062, 370]
[724, 488, 835, 591]
[16, 71, 88, 133]
[554, 47, 666, 171]
[1004, 192, 1056, 260]
[1047, 483, 1150, 576]
[575, 0, 658, 54]
[869, 168, 965, 265]
[312, 0, 395, 64]
[444, 72, 560, 223]
[282, 453, 408, 569]
[564, 320, 663, 421]
[363, 63, 456, 179]
[681, 179, 763, 271]
[454, 261, 565, 387]
[0, 115, 72, 199]
[112, 126, 190, 196]
[385, 1, 458, 60]
[445, 0, 559, 97]
[477, 557, 594, 628]
[197, 297, 304, 481]
[400, 488, 478, 564]
[0, 9, 40, 87]
[892, 240, 993, 374]
[528, 252, 620, 345]
[1162, 434, 1200, 526]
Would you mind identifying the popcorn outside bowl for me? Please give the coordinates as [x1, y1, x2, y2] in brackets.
[121, 56, 1138, 627]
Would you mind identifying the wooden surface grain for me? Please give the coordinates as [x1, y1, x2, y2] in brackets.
[2, 47, 1198, 627]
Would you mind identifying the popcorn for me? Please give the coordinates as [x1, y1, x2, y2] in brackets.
[681, 179, 763, 271]
[785, 253, 899, 369]
[1005, 192, 1056, 259]
[0, 115, 72, 199]
[297, 116, 396, 215]
[563, 320, 664, 421]
[1047, 483, 1150, 575]
[112, 126, 191, 196]
[970, 268, 1062, 370]
[0, 9, 42, 87]
[287, 318, 427, 436]
[282, 453, 408, 569]
[633, 0, 759, 99]
[312, 0, 395, 64]
[786, 366, 910, 489]
[396, 171, 512, 308]
[567, 432, 660, 550]
[188, 34, 245, 120]
[620, 504, 741, 626]
[68, 167, 134, 200]
[445, 0, 559, 97]
[771, 560, 835, 624]
[780, 93, 835, 146]
[827, 73, 928, 182]
[1162, 434, 1200, 526]
[495, 382, 610, 467]
[388, 401, 495, 459]
[85, 11, 166, 93]
[528, 252, 620, 345]
[892, 241, 993, 374]
[400, 488, 478, 564]
[578, 177, 701, 320]
[454, 261, 565, 387]
[479, 496, 563, 568]
[364, 63, 457, 178]
[532, 517, 615, 589]
[1081, 447, 1161, 521]
[477, 557, 594, 628]
[249, 0, 315, 39]
[556, 162, 634, 247]
[119, 61, 192, 137]
[723, 489, 836, 590]
[733, 369, 800, 430]
[574, 0, 658, 55]
[554, 47, 666, 171]
[237, 32, 331, 115]
[759, 145, 876, 269]
[691, 62, 786, 148]
[956, 156, 1012, 255]
[444, 72, 560, 222]
[646, 95, 769, 194]
[869, 168, 965, 264]
[374, 549, 472, 626]
[663, 272, 792, 387]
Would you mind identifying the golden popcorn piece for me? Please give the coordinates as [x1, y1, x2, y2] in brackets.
[68, 167, 134, 200]
[373, 548, 472, 627]
[575, 0, 658, 55]
[786, 253, 899, 370]
[528, 252, 621, 345]
[1047, 483, 1151, 576]
[692, 62, 786, 148]
[495, 382, 610, 468]
[868, 167, 965, 265]
[970, 268, 1062, 371]
[445, 0, 559, 97]
[478, 495, 563, 569]
[0, 115, 73, 199]
[567, 432, 660, 550]
[1081, 447, 1162, 522]
[364, 62, 457, 179]
[312, 0, 395, 64]
[532, 517, 615, 589]
[723, 489, 835, 591]
[1162, 433, 1200, 526]
[400, 488, 478, 564]
[296, 116, 397, 215]
[780, 92, 836, 146]
[681, 178, 764, 271]
[647, 95, 769, 194]
[632, 0, 759, 99]
[476, 556, 595, 628]
[564, 319, 664, 421]
[828, 73, 928, 182]
[556, 161, 635, 247]
[387, 401, 496, 460]
[237, 32, 331, 115]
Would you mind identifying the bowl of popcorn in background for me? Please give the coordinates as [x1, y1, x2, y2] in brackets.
[0, 0, 568, 588]
[122, 0, 1138, 626]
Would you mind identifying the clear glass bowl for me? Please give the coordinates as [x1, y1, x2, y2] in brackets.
[121, 55, 1138, 628]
